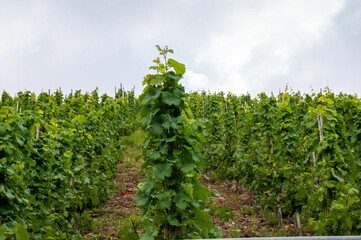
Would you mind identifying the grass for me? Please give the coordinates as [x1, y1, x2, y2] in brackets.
[122, 129, 146, 168]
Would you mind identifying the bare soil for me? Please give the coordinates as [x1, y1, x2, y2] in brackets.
[84, 162, 300, 239]
[83, 163, 141, 239]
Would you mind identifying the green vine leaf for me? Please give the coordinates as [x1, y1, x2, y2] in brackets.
[153, 163, 172, 180]
[168, 58, 186, 76]
[161, 91, 181, 106]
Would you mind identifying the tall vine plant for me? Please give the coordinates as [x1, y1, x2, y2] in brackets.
[136, 46, 220, 240]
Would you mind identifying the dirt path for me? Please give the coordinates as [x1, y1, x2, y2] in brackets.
[83, 163, 141, 239]
[206, 179, 298, 237]
[84, 162, 299, 239]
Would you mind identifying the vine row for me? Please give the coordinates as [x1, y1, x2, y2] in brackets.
[0, 89, 139, 239]
[188, 89, 361, 235]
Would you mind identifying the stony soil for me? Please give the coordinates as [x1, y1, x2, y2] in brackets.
[83, 159, 302, 239]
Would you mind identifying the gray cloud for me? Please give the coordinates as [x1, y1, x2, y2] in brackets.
[282, 0, 361, 95]
[0, 0, 360, 96]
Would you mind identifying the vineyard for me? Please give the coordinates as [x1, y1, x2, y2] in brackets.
[188, 88, 361, 235]
[1, 51, 361, 238]
[0, 88, 139, 239]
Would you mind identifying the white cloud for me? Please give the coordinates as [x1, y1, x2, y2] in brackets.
[0, 0, 360, 96]
[193, 0, 344, 95]
[183, 70, 209, 91]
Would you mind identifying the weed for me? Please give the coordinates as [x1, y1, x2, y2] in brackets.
[263, 209, 279, 226]
[240, 206, 255, 216]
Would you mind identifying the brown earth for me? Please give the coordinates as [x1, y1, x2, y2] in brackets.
[83, 163, 141, 239]
[83, 162, 301, 239]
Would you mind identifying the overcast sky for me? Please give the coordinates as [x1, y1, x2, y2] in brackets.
[1, 0, 360, 97]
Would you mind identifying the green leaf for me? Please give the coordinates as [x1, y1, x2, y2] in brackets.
[193, 183, 210, 201]
[296, 187, 307, 201]
[167, 72, 182, 81]
[180, 162, 194, 173]
[211, 189, 220, 197]
[156, 191, 172, 209]
[348, 187, 359, 196]
[175, 193, 191, 210]
[154, 163, 172, 180]
[1, 186, 16, 200]
[139, 179, 155, 195]
[168, 58, 186, 75]
[192, 209, 213, 236]
[140, 227, 159, 240]
[0, 122, 11, 135]
[192, 151, 201, 163]
[141, 87, 161, 105]
[347, 196, 359, 206]
[14, 223, 30, 240]
[73, 164, 86, 172]
[331, 168, 344, 183]
[135, 194, 148, 207]
[149, 122, 163, 136]
[345, 216, 352, 229]
[15, 136, 24, 146]
[216, 207, 233, 221]
[156, 45, 162, 52]
[168, 216, 181, 226]
[150, 75, 166, 85]
[6, 168, 15, 175]
[118, 221, 139, 240]
[149, 151, 161, 162]
[161, 91, 181, 106]
[0, 226, 6, 240]
[160, 114, 171, 129]
[181, 183, 194, 198]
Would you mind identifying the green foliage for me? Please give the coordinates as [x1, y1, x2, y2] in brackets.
[191, 89, 361, 235]
[124, 129, 147, 148]
[215, 206, 234, 221]
[136, 46, 221, 240]
[73, 210, 98, 234]
[117, 215, 140, 240]
[0, 88, 139, 239]
[240, 206, 255, 216]
[3, 52, 361, 237]
[263, 209, 279, 226]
